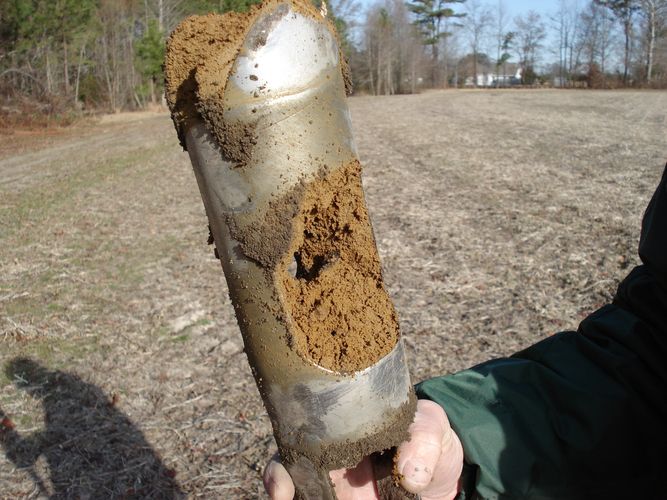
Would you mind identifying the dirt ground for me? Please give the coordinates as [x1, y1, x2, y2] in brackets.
[1, 90, 665, 498]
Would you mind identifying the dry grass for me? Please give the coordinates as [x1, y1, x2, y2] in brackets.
[0, 89, 665, 498]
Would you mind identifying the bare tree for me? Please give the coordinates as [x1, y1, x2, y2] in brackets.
[379, 8, 394, 95]
[514, 11, 547, 83]
[365, 5, 394, 95]
[93, 0, 140, 111]
[551, 0, 582, 85]
[638, 0, 667, 82]
[392, 0, 426, 93]
[463, 0, 493, 87]
[434, 20, 465, 85]
[654, 26, 667, 83]
[494, 0, 511, 82]
[363, 0, 424, 94]
[408, 0, 466, 87]
[575, 0, 616, 78]
[142, 0, 185, 34]
[594, 0, 640, 83]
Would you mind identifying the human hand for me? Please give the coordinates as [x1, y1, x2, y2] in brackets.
[263, 399, 464, 500]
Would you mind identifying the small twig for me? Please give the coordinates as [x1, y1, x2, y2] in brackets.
[162, 394, 204, 412]
[0, 292, 29, 302]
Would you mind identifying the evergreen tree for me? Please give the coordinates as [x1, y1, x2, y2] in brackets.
[182, 0, 261, 14]
[136, 19, 165, 105]
[0, 1, 36, 52]
[407, 0, 466, 86]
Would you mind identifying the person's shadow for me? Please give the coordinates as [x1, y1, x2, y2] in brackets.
[0, 358, 184, 499]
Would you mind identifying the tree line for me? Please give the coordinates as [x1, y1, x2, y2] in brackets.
[1, 0, 666, 121]
[355, 0, 667, 94]
[0, 0, 262, 119]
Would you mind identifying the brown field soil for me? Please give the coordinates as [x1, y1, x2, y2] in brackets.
[0, 89, 665, 498]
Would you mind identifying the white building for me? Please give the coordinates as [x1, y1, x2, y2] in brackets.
[464, 66, 523, 87]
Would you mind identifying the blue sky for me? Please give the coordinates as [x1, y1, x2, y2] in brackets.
[505, 0, 560, 19]
[501, 0, 563, 65]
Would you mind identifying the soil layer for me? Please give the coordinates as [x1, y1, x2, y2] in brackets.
[277, 161, 400, 373]
[281, 391, 416, 471]
[164, 9, 254, 149]
[164, 0, 348, 156]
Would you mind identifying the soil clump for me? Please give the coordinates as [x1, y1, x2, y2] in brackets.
[164, 8, 252, 150]
[164, 0, 346, 158]
[277, 161, 399, 373]
[227, 182, 306, 270]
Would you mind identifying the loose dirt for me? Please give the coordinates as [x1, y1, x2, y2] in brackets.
[227, 182, 305, 269]
[164, 0, 333, 159]
[164, 8, 254, 151]
[278, 161, 399, 373]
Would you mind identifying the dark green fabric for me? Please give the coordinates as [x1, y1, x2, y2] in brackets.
[417, 165, 667, 500]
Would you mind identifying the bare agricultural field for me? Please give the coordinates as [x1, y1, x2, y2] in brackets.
[0, 90, 665, 498]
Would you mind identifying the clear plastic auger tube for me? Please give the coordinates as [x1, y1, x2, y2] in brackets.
[165, 2, 416, 498]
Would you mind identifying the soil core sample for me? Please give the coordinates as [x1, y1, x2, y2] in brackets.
[278, 160, 400, 373]
[165, 1, 415, 497]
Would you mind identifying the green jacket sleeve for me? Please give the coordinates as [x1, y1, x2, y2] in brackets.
[415, 165, 667, 500]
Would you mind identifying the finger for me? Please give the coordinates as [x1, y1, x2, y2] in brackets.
[263, 455, 295, 500]
[421, 419, 464, 500]
[329, 456, 378, 500]
[396, 400, 448, 494]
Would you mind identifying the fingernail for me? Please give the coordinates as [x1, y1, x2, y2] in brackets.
[265, 461, 277, 476]
[400, 459, 432, 487]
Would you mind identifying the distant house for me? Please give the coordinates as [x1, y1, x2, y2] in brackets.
[464, 63, 523, 87]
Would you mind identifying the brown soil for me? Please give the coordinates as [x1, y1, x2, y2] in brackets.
[370, 447, 419, 499]
[391, 450, 403, 486]
[277, 161, 400, 373]
[164, 8, 254, 150]
[227, 181, 305, 269]
[164, 0, 334, 158]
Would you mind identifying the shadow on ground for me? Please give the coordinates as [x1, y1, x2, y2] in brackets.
[0, 358, 184, 499]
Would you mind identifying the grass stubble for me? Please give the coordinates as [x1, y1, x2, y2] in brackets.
[0, 90, 665, 497]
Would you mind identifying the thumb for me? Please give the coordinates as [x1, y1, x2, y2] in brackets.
[396, 400, 446, 493]
[263, 454, 295, 500]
